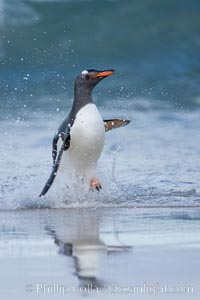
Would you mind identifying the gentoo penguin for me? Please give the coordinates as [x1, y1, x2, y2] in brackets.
[39, 69, 130, 197]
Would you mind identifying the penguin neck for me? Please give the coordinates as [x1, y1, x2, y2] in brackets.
[72, 87, 94, 114]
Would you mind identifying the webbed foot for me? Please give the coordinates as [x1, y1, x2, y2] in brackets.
[90, 178, 102, 191]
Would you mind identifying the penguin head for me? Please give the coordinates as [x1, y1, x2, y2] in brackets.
[75, 69, 115, 91]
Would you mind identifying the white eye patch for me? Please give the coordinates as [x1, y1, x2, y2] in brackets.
[81, 70, 88, 75]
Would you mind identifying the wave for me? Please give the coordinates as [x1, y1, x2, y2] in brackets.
[0, 0, 200, 106]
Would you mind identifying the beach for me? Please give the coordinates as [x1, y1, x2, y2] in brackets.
[0, 207, 200, 299]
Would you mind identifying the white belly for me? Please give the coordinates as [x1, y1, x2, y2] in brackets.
[60, 103, 105, 175]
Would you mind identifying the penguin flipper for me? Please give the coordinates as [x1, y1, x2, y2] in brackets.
[52, 131, 66, 164]
[39, 133, 71, 197]
[52, 114, 72, 163]
[52, 133, 60, 164]
[104, 119, 130, 132]
[39, 146, 64, 197]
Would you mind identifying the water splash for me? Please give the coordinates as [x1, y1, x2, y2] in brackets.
[1, 107, 200, 210]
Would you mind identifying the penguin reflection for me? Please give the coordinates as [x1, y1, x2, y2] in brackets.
[46, 211, 132, 287]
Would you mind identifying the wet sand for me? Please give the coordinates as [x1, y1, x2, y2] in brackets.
[0, 207, 200, 299]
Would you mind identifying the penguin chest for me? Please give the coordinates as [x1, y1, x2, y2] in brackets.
[68, 104, 105, 169]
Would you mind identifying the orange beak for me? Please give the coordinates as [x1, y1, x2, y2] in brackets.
[92, 70, 115, 79]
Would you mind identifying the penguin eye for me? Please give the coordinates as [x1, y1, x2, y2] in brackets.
[85, 74, 90, 80]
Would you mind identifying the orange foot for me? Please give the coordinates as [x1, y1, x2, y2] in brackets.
[90, 178, 102, 191]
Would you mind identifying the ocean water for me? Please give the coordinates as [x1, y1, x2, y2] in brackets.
[1, 1, 200, 299]
[1, 107, 200, 209]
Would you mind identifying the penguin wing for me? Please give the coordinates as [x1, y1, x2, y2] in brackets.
[39, 144, 65, 197]
[52, 133, 60, 164]
[51, 115, 72, 163]
[104, 119, 130, 132]
[39, 132, 71, 197]
[40, 112, 75, 197]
